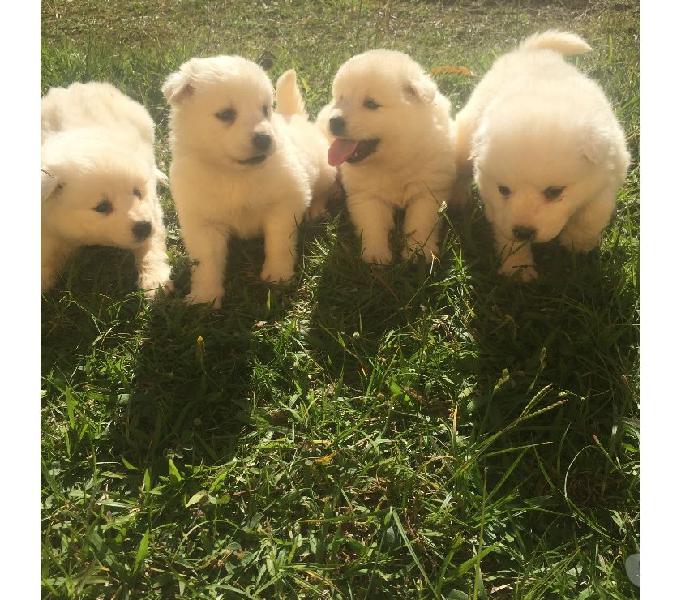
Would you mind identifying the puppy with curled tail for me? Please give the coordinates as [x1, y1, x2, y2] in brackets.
[452, 30, 630, 281]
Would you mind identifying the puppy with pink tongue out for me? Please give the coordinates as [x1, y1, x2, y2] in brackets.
[322, 49, 458, 264]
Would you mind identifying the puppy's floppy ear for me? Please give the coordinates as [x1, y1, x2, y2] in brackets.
[581, 124, 631, 181]
[403, 73, 438, 104]
[41, 169, 59, 202]
[162, 68, 194, 106]
[580, 124, 615, 166]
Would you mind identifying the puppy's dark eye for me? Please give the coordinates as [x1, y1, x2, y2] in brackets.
[262, 104, 271, 118]
[363, 98, 380, 110]
[498, 185, 511, 198]
[215, 108, 236, 123]
[133, 187, 143, 199]
[93, 199, 113, 215]
[543, 186, 565, 200]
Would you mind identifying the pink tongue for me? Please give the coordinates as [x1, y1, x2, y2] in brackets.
[328, 139, 359, 166]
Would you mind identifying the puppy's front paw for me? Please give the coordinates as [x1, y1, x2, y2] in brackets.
[362, 246, 392, 265]
[139, 271, 174, 299]
[558, 230, 601, 253]
[498, 261, 538, 282]
[260, 262, 294, 283]
[142, 281, 174, 299]
[517, 265, 539, 282]
[401, 241, 438, 263]
[41, 272, 57, 293]
[185, 287, 223, 308]
[306, 199, 328, 221]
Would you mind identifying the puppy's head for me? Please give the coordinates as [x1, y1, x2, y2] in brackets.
[472, 97, 623, 243]
[326, 50, 440, 167]
[163, 56, 276, 168]
[42, 131, 157, 249]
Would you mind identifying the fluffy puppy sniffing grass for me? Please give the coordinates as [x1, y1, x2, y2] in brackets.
[322, 50, 458, 265]
[452, 30, 631, 281]
[164, 57, 336, 308]
[41, 82, 172, 297]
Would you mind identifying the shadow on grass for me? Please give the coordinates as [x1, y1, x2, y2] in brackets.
[41, 246, 149, 386]
[453, 197, 638, 439]
[306, 208, 449, 394]
[115, 303, 251, 470]
[443, 198, 639, 570]
[41, 240, 287, 472]
[115, 233, 319, 469]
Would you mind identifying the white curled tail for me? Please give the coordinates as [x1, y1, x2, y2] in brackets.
[519, 30, 592, 56]
[275, 69, 307, 117]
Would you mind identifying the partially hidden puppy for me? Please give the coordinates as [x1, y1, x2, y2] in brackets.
[324, 49, 458, 264]
[452, 30, 631, 280]
[163, 57, 336, 307]
[41, 82, 172, 296]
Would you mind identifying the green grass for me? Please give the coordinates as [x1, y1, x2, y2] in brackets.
[41, 1, 640, 598]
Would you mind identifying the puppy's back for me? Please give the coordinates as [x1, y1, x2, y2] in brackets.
[467, 35, 592, 117]
[41, 82, 155, 146]
[486, 32, 623, 141]
[455, 31, 615, 168]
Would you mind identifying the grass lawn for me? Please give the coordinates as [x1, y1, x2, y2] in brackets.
[41, 1, 640, 598]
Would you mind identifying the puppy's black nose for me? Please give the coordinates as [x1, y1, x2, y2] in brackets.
[329, 116, 346, 136]
[512, 226, 536, 242]
[252, 132, 272, 151]
[132, 220, 152, 241]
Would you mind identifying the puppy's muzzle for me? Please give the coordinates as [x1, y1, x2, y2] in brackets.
[512, 226, 537, 242]
[252, 132, 272, 152]
[329, 116, 346, 137]
[132, 220, 152, 242]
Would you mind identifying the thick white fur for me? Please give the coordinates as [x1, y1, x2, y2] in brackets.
[452, 30, 631, 281]
[41, 82, 171, 296]
[163, 57, 335, 308]
[324, 49, 458, 264]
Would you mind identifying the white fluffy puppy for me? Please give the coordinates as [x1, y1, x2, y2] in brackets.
[163, 57, 335, 307]
[452, 31, 631, 281]
[41, 82, 171, 296]
[324, 50, 458, 264]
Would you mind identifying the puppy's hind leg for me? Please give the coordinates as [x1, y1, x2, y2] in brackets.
[559, 191, 616, 253]
[307, 171, 340, 221]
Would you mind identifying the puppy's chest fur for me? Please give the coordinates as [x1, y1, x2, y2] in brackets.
[341, 159, 456, 208]
[171, 155, 309, 237]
